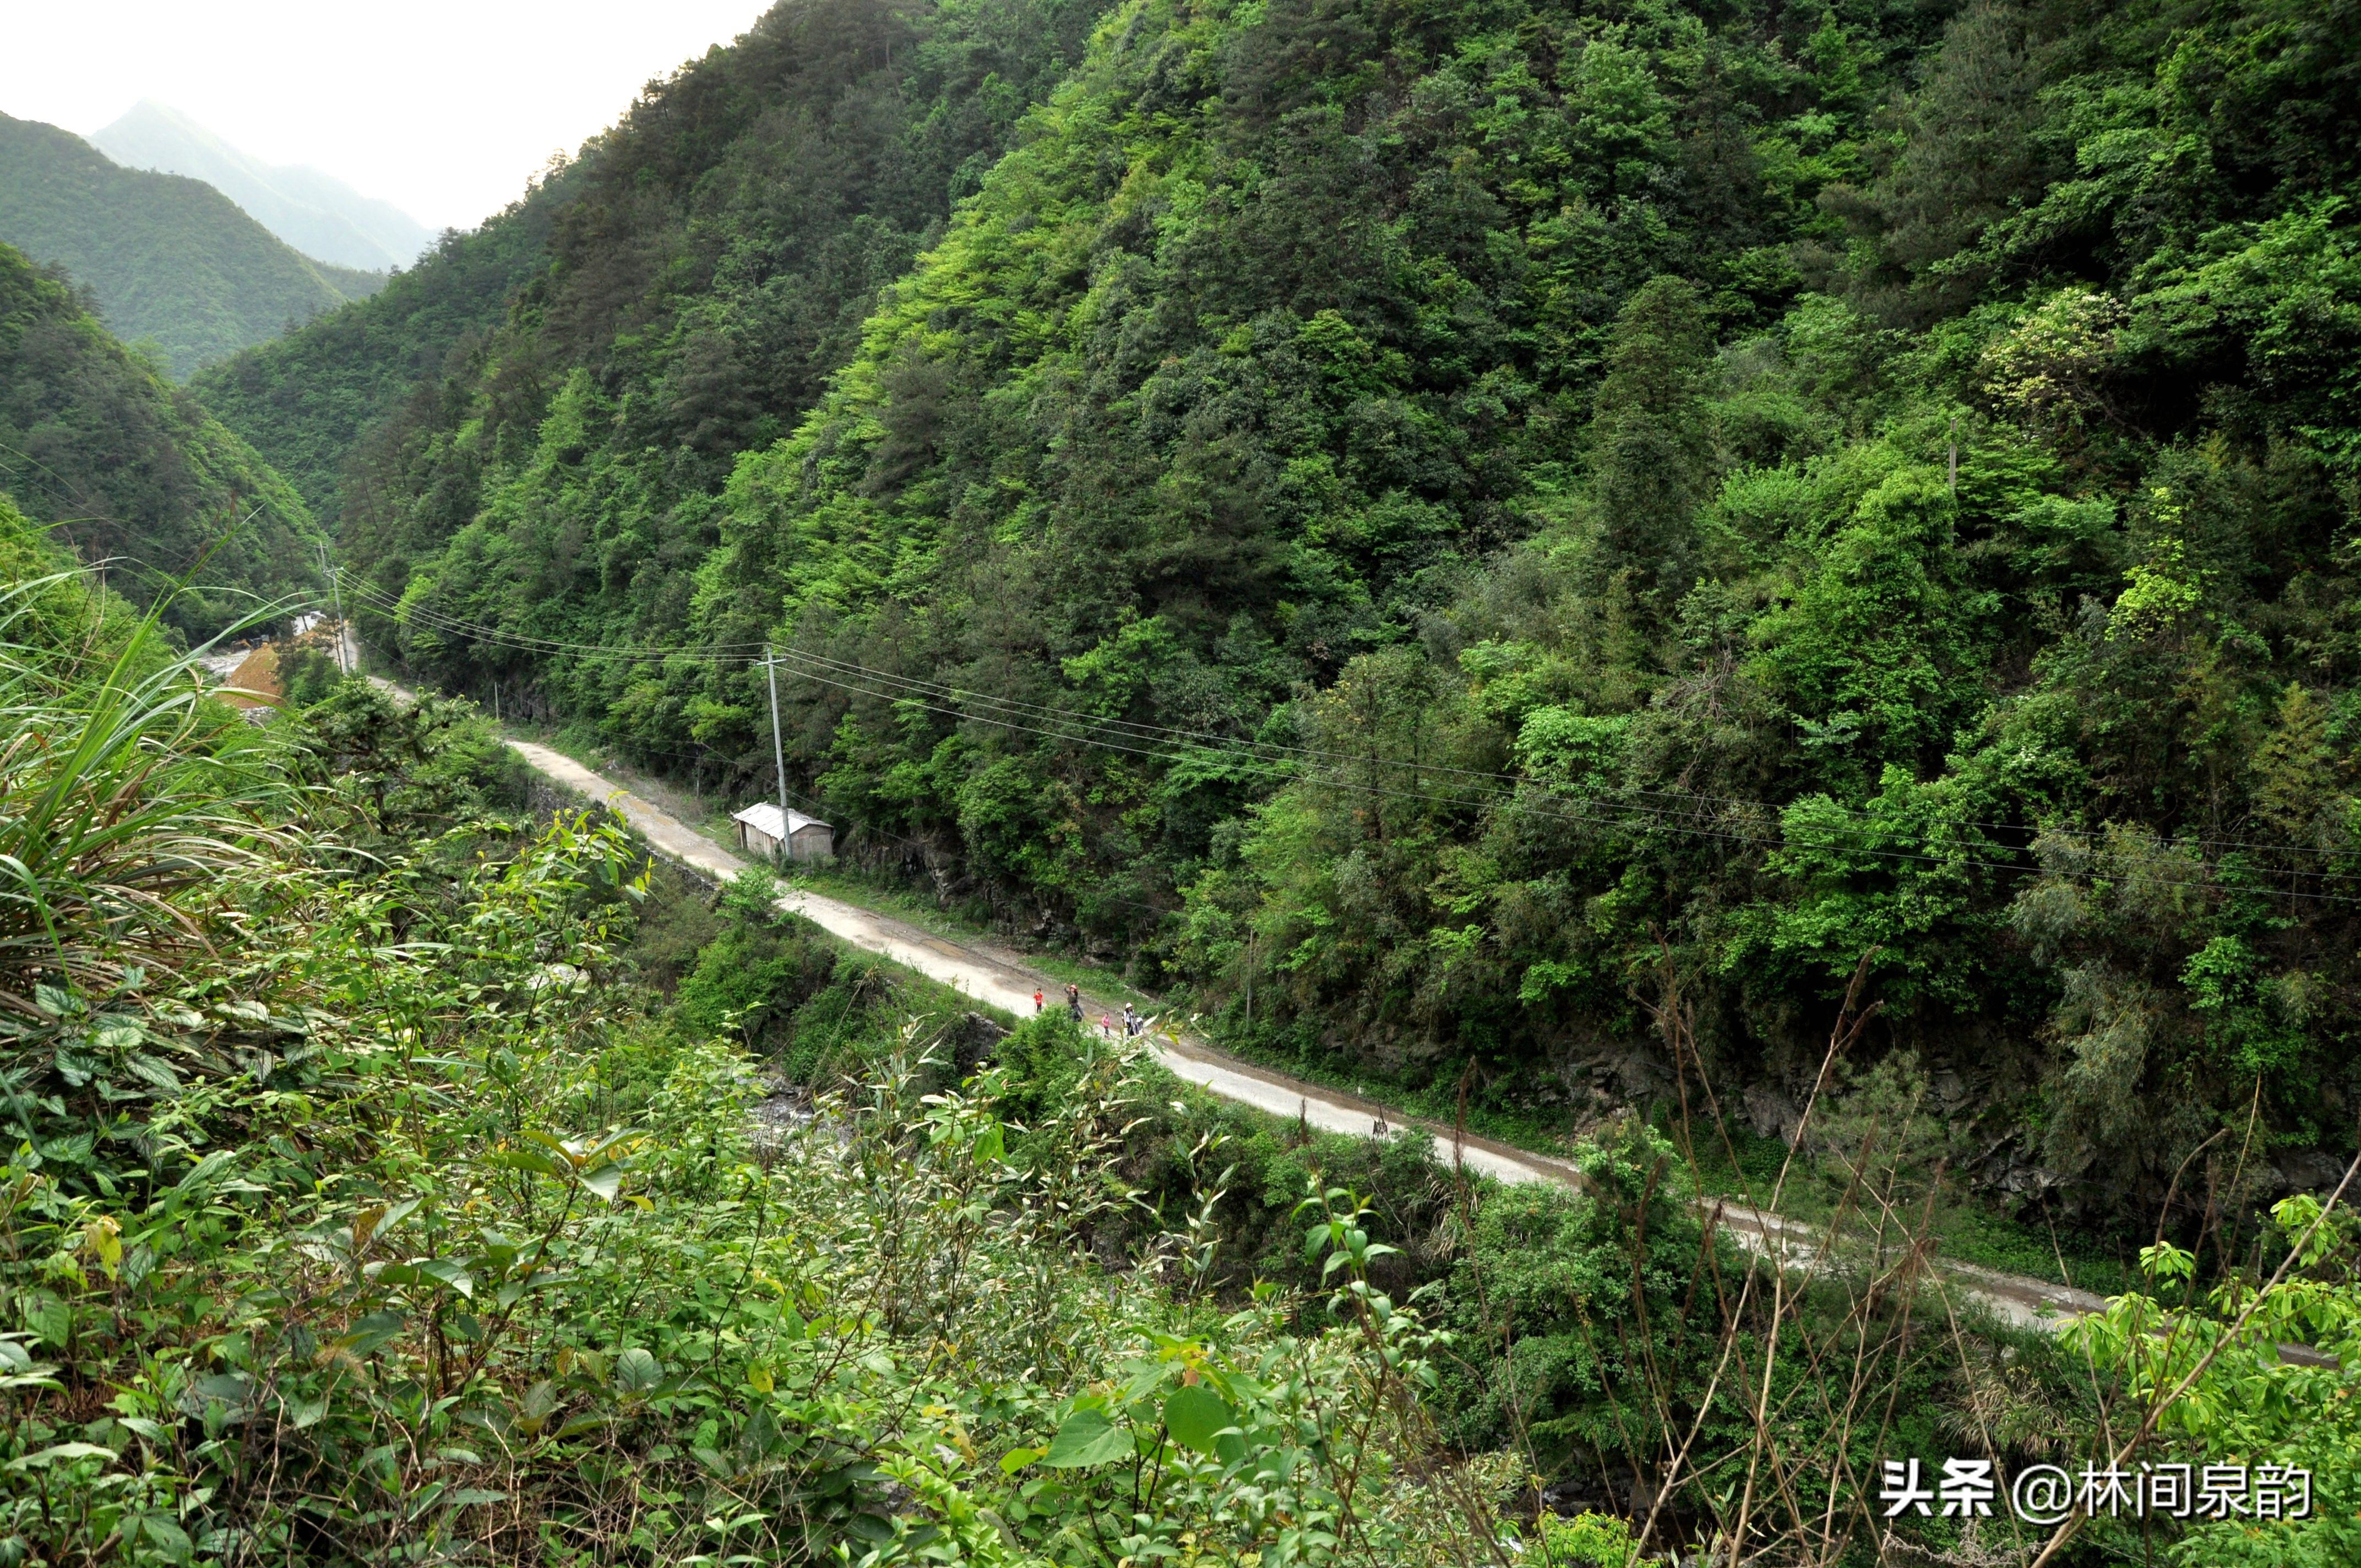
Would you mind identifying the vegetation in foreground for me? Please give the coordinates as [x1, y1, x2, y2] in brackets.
[0, 540, 2354, 1566]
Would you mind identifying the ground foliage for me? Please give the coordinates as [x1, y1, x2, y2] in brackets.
[13, 552, 2361, 1566]
[0, 572, 1537, 1564]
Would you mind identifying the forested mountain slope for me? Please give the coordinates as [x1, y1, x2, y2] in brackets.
[247, 0, 2361, 1221]
[190, 173, 575, 531]
[0, 243, 319, 635]
[0, 113, 384, 375]
[202, 0, 1107, 546]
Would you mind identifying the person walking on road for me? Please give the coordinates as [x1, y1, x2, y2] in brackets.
[1065, 982, 1082, 1020]
[1033, 988, 1044, 1015]
[1122, 1003, 1138, 1038]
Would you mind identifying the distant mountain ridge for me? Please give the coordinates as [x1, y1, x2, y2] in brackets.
[89, 101, 432, 274]
[0, 112, 385, 377]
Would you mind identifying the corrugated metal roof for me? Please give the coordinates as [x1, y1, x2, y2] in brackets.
[731, 802, 828, 837]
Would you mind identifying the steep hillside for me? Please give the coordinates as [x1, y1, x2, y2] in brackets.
[89, 100, 434, 273]
[0, 242, 319, 635]
[199, 0, 1103, 545]
[0, 112, 383, 376]
[264, 0, 2361, 1222]
[190, 173, 575, 529]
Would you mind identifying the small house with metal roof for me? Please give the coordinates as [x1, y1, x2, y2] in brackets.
[731, 802, 834, 863]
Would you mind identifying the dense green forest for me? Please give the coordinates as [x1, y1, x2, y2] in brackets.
[0, 243, 320, 635]
[211, 0, 2361, 1234]
[0, 113, 385, 377]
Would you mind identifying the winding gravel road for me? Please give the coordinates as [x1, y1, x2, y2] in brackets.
[491, 737, 2140, 1333]
[357, 646, 2124, 1335]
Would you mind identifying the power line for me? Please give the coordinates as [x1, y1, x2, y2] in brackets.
[344, 577, 1970, 864]
[335, 579, 2361, 897]
[757, 641, 2361, 875]
[0, 440, 296, 586]
[343, 573, 2361, 869]
[331, 576, 2361, 902]
[323, 581, 1164, 903]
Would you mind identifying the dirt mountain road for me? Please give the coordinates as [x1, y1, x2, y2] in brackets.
[486, 734, 2139, 1333]
[357, 658, 2121, 1333]
[507, 741, 1582, 1190]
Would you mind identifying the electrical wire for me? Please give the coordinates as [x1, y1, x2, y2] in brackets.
[335, 578, 2354, 897]
[329, 576, 2361, 903]
[605, 744, 1175, 921]
[344, 576, 1972, 863]
[342, 570, 2361, 870]
[760, 640, 2361, 875]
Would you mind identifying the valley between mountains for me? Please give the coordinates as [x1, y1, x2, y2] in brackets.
[496, 703, 2129, 1338]
[12, 0, 2361, 1561]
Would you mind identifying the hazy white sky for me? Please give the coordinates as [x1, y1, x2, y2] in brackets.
[2, 1, 776, 232]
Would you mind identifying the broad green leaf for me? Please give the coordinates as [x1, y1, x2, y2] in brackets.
[125, 1054, 181, 1091]
[376, 1259, 475, 1298]
[615, 1346, 663, 1392]
[416, 1257, 475, 1296]
[490, 1148, 567, 1180]
[7, 1441, 115, 1471]
[1163, 1384, 1236, 1455]
[1042, 1408, 1131, 1468]
[173, 1150, 236, 1191]
[126, 1513, 190, 1554]
[25, 1298, 69, 1348]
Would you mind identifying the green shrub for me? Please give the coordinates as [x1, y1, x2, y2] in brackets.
[1538, 1509, 1636, 1567]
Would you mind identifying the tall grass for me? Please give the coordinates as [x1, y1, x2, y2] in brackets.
[0, 571, 296, 1022]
